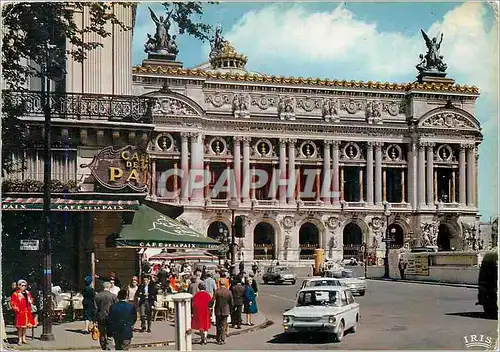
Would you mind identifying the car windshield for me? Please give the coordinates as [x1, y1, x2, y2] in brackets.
[277, 267, 292, 273]
[309, 280, 340, 287]
[342, 271, 354, 278]
[297, 290, 340, 307]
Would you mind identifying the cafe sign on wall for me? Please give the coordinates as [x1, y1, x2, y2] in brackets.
[81, 145, 149, 192]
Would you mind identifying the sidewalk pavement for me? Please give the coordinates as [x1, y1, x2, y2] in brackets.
[367, 277, 478, 289]
[3, 312, 268, 351]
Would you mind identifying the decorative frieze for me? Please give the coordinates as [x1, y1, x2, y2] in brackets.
[152, 97, 198, 116]
[421, 112, 475, 129]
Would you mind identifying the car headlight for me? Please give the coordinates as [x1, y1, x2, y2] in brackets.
[328, 316, 336, 324]
[283, 316, 290, 323]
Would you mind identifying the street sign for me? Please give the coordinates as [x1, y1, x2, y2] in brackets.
[20, 240, 39, 251]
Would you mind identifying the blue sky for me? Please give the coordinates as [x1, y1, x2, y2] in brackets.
[132, 1, 498, 221]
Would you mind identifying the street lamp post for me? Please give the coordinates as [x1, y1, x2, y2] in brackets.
[383, 204, 391, 279]
[228, 199, 239, 276]
[362, 242, 368, 279]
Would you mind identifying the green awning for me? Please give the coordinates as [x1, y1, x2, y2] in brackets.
[115, 204, 220, 250]
[1, 197, 139, 212]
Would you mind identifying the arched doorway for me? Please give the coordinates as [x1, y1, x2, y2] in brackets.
[207, 221, 229, 241]
[207, 221, 230, 258]
[437, 223, 453, 251]
[253, 222, 275, 260]
[388, 223, 405, 249]
[299, 222, 320, 259]
[343, 222, 363, 260]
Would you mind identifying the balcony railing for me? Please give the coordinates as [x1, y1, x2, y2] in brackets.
[4, 90, 153, 123]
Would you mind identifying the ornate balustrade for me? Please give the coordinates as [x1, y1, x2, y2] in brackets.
[3, 90, 153, 123]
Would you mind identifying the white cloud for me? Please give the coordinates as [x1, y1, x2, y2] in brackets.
[226, 2, 498, 94]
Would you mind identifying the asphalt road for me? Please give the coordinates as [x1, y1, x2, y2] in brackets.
[175, 275, 498, 350]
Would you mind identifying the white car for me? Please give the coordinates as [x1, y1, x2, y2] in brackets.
[283, 286, 360, 342]
[325, 269, 367, 296]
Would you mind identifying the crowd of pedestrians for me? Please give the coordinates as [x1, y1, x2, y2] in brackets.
[4, 260, 260, 349]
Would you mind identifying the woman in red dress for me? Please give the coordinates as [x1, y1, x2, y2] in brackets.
[10, 279, 36, 345]
[191, 282, 211, 344]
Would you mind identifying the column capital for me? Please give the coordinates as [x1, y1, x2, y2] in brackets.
[324, 140, 333, 146]
[233, 136, 243, 143]
[288, 138, 297, 145]
[331, 140, 341, 148]
[419, 141, 435, 148]
[460, 142, 474, 150]
[373, 141, 384, 149]
[180, 132, 190, 141]
[279, 138, 288, 147]
[367, 141, 374, 149]
[241, 136, 251, 146]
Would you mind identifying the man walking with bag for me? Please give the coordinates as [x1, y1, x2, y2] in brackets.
[230, 278, 245, 329]
[95, 282, 118, 350]
[108, 290, 137, 350]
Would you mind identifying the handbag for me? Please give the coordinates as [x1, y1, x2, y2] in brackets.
[91, 325, 100, 341]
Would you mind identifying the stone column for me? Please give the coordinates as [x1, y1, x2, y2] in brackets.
[151, 158, 157, 199]
[287, 139, 297, 204]
[467, 145, 475, 207]
[180, 133, 189, 202]
[401, 169, 406, 203]
[251, 165, 257, 201]
[233, 137, 241, 202]
[426, 143, 435, 207]
[366, 142, 374, 205]
[331, 141, 340, 205]
[296, 167, 301, 201]
[190, 133, 204, 202]
[322, 141, 332, 204]
[242, 137, 251, 204]
[340, 167, 345, 201]
[204, 164, 210, 200]
[173, 162, 179, 201]
[359, 168, 364, 202]
[382, 168, 387, 202]
[315, 169, 321, 201]
[374, 142, 383, 205]
[418, 142, 426, 208]
[459, 144, 467, 205]
[409, 142, 418, 208]
[226, 164, 231, 200]
[433, 169, 438, 203]
[279, 139, 287, 204]
[451, 170, 456, 203]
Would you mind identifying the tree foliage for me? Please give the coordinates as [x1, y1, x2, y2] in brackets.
[1, 2, 214, 175]
[161, 2, 215, 42]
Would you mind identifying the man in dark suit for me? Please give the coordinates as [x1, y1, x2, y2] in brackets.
[108, 290, 137, 350]
[136, 276, 157, 333]
[212, 278, 233, 345]
[230, 278, 245, 329]
[95, 282, 119, 350]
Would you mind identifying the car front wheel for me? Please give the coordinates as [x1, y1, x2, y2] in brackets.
[263, 278, 268, 284]
[333, 321, 344, 342]
[350, 315, 358, 333]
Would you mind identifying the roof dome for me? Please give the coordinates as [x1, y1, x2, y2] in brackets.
[210, 41, 248, 70]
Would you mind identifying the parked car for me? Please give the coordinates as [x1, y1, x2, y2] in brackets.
[283, 286, 360, 342]
[263, 266, 297, 285]
[300, 277, 345, 290]
[476, 248, 498, 318]
[326, 269, 367, 296]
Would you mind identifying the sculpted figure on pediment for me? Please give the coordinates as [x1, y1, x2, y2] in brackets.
[422, 112, 475, 129]
[152, 97, 197, 116]
[366, 100, 383, 124]
[322, 98, 340, 122]
[232, 93, 250, 118]
[278, 96, 296, 120]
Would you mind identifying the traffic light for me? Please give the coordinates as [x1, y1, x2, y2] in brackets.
[235, 216, 245, 237]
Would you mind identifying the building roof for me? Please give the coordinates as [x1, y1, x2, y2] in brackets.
[132, 64, 479, 95]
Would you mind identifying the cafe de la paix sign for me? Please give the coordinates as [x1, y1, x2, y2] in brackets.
[81, 145, 149, 192]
